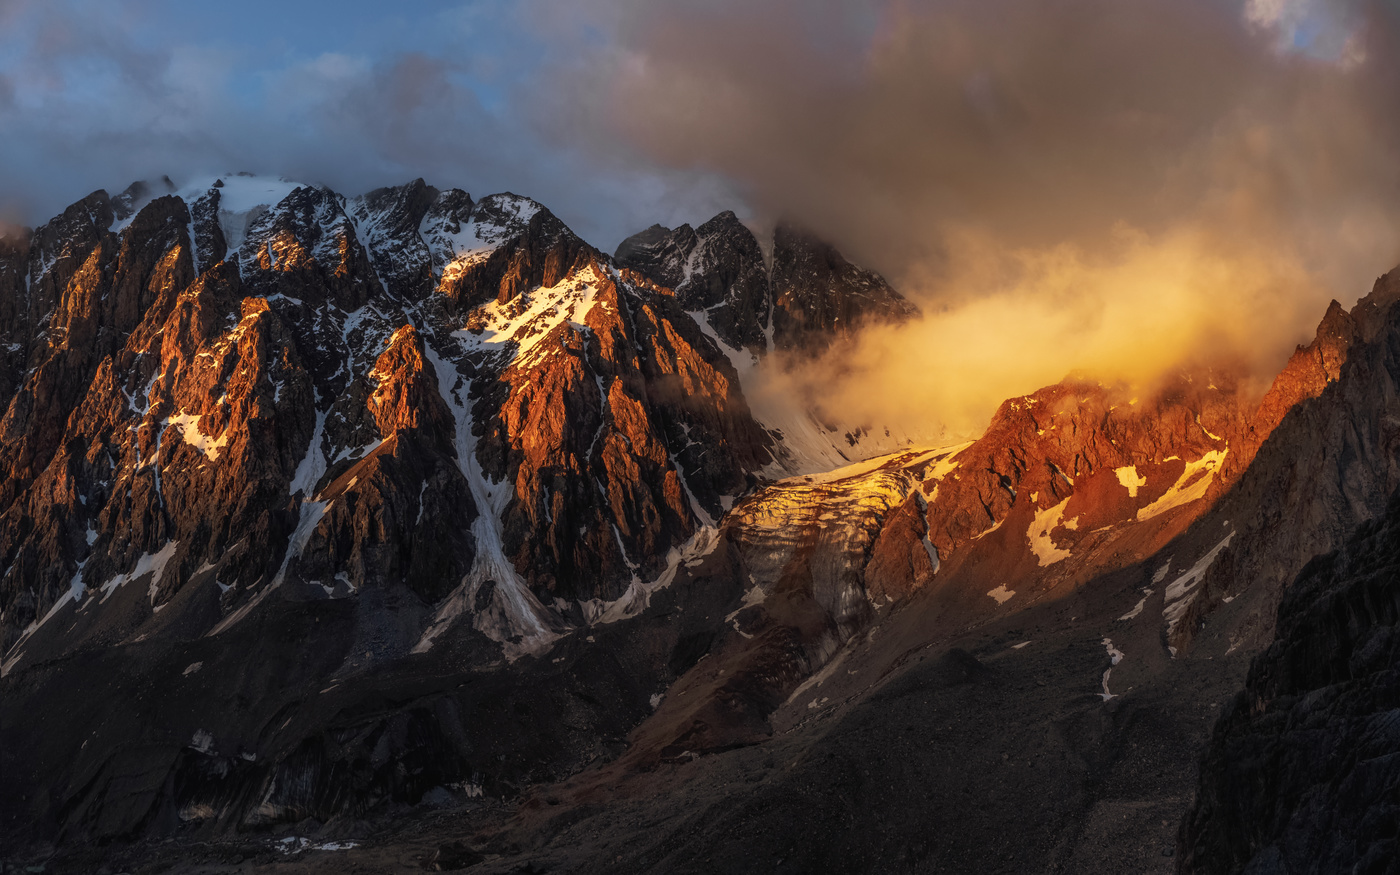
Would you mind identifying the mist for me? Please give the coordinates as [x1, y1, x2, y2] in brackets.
[547, 0, 1400, 436]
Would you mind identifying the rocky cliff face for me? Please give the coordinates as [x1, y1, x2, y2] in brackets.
[0, 177, 785, 668]
[1164, 269, 1400, 657]
[1180, 488, 1400, 874]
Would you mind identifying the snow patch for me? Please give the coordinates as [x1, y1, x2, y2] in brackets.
[1162, 531, 1235, 637]
[1137, 450, 1227, 521]
[275, 837, 360, 855]
[987, 585, 1015, 605]
[1027, 498, 1073, 566]
[1196, 413, 1223, 441]
[1115, 466, 1147, 498]
[785, 646, 852, 708]
[421, 193, 542, 283]
[100, 540, 179, 604]
[190, 729, 215, 754]
[1099, 639, 1124, 702]
[290, 408, 327, 497]
[209, 499, 328, 636]
[719, 582, 766, 639]
[453, 266, 605, 370]
[585, 525, 723, 627]
[1118, 588, 1154, 621]
[166, 412, 231, 461]
[414, 342, 560, 659]
[182, 175, 304, 254]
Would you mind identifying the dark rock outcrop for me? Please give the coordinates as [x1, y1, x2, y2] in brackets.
[617, 211, 772, 351]
[1180, 488, 1400, 874]
[616, 213, 918, 354]
[769, 222, 919, 353]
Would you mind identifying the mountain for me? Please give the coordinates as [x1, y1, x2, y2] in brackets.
[615, 214, 919, 355]
[2, 175, 1399, 874]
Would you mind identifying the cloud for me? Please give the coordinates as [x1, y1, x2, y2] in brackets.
[540, 0, 1400, 435]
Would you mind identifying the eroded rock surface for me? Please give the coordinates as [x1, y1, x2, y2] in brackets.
[1180, 488, 1400, 874]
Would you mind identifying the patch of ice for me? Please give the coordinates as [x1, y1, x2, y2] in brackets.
[183, 661, 203, 676]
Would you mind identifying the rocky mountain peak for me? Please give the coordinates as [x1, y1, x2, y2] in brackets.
[769, 221, 919, 353]
[616, 210, 918, 356]
[345, 178, 441, 301]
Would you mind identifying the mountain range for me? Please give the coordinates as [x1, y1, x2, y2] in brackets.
[2, 174, 1398, 874]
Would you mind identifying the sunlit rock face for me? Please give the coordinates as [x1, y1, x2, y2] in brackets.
[0, 177, 785, 664]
